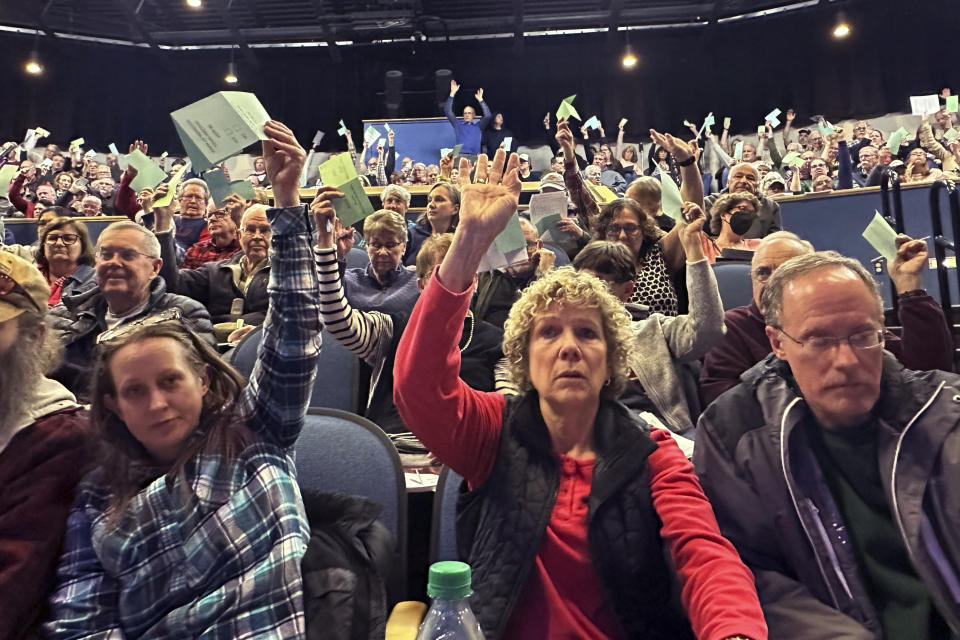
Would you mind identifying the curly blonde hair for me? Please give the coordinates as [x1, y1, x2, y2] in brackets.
[502, 266, 635, 399]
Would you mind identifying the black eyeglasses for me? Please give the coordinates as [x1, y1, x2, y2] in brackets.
[605, 223, 641, 238]
[367, 241, 402, 251]
[45, 233, 80, 245]
[206, 210, 229, 220]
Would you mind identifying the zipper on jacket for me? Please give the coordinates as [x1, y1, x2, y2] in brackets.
[890, 381, 960, 634]
[779, 397, 842, 608]
[806, 499, 854, 599]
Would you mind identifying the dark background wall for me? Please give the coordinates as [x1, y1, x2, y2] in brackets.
[0, 0, 954, 155]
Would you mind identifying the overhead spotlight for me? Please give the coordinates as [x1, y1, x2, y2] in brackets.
[832, 13, 851, 39]
[224, 61, 238, 84]
[186, 0, 202, 7]
[622, 46, 638, 69]
[25, 52, 42, 75]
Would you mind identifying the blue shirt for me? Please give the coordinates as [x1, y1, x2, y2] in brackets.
[444, 97, 492, 155]
[343, 262, 420, 316]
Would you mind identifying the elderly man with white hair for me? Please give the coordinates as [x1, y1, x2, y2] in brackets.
[698, 231, 952, 407]
[153, 188, 275, 326]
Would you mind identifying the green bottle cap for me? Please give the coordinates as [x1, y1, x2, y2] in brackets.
[426, 561, 473, 599]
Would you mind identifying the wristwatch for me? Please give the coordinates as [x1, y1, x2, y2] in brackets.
[677, 155, 697, 167]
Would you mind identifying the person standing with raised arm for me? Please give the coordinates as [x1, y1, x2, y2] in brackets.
[444, 79, 491, 162]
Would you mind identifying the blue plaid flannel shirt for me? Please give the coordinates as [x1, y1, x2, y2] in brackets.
[45, 205, 323, 639]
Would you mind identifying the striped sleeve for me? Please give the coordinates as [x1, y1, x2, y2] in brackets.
[315, 247, 393, 365]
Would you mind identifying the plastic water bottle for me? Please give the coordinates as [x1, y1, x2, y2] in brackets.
[415, 561, 485, 640]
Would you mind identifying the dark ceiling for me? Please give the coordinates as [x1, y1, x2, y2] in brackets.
[0, 0, 853, 50]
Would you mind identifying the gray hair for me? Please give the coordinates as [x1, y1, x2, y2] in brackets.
[752, 231, 815, 266]
[585, 165, 601, 178]
[761, 251, 883, 328]
[97, 220, 162, 258]
[381, 184, 411, 207]
[179, 178, 210, 202]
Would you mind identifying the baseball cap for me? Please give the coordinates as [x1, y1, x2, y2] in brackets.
[798, 128, 811, 134]
[0, 252, 50, 322]
[518, 153, 530, 162]
[539, 172, 565, 192]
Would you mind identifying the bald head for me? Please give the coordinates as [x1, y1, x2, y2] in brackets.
[751, 232, 815, 308]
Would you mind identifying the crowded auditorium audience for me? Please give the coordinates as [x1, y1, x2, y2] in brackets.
[1, 75, 960, 640]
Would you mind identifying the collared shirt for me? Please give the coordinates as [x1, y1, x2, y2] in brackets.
[45, 205, 322, 639]
[342, 261, 419, 316]
[181, 237, 241, 270]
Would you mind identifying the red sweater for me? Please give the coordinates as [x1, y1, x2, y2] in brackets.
[8, 173, 35, 218]
[395, 271, 768, 640]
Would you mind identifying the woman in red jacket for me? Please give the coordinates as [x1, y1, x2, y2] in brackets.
[393, 149, 767, 640]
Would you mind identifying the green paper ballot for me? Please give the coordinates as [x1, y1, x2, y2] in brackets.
[318, 153, 375, 226]
[440, 148, 452, 160]
[619, 118, 628, 129]
[330, 177, 374, 227]
[69, 138, 84, 151]
[480, 214, 528, 272]
[944, 128, 960, 142]
[734, 141, 744, 162]
[658, 170, 683, 222]
[0, 165, 18, 200]
[493, 213, 527, 254]
[231, 179, 256, 201]
[452, 144, 463, 157]
[384, 122, 392, 133]
[947, 96, 959, 114]
[203, 169, 255, 206]
[503, 137, 512, 151]
[126, 149, 168, 192]
[108, 143, 119, 156]
[556, 95, 580, 121]
[757, 126, 766, 135]
[862, 211, 898, 263]
[583, 115, 600, 130]
[528, 191, 568, 239]
[170, 91, 271, 171]
[363, 125, 380, 145]
[723, 117, 732, 130]
[887, 129, 906, 156]
[152, 165, 189, 208]
[781, 151, 804, 168]
[683, 120, 693, 128]
[318, 152, 357, 187]
[337, 120, 348, 136]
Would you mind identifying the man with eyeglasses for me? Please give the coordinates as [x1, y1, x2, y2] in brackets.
[695, 249, 960, 639]
[152, 194, 274, 326]
[173, 178, 213, 255]
[48, 220, 214, 398]
[180, 201, 243, 270]
[699, 231, 952, 407]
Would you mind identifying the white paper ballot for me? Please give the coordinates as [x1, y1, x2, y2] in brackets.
[910, 94, 941, 116]
[502, 137, 513, 151]
[862, 211, 898, 263]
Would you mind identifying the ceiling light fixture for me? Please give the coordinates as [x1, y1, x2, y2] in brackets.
[832, 13, 851, 39]
[622, 45, 638, 69]
[186, 0, 202, 8]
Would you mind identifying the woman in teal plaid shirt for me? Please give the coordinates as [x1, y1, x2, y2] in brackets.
[45, 121, 329, 638]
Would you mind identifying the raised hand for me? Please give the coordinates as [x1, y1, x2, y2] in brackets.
[889, 234, 927, 293]
[543, 113, 551, 130]
[262, 120, 306, 208]
[475, 88, 484, 102]
[554, 218, 584, 238]
[152, 183, 174, 233]
[678, 202, 707, 261]
[388, 129, 395, 146]
[333, 217, 355, 261]
[457, 149, 522, 236]
[128, 140, 148, 156]
[555, 119, 576, 161]
[440, 152, 454, 177]
[310, 186, 344, 248]
[650, 129, 695, 163]
[785, 109, 796, 123]
[450, 79, 460, 96]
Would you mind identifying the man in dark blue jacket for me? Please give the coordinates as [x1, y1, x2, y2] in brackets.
[444, 79, 491, 160]
[695, 250, 960, 639]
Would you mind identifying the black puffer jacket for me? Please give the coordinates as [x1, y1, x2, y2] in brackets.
[301, 491, 395, 640]
[456, 392, 694, 640]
